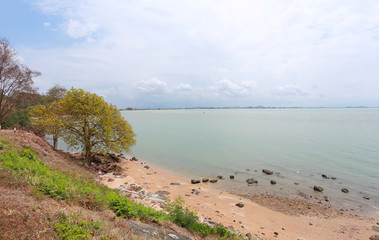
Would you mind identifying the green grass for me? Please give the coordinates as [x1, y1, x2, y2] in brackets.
[0, 142, 240, 239]
[53, 212, 104, 240]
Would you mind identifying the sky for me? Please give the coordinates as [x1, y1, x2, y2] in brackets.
[1, 0, 379, 108]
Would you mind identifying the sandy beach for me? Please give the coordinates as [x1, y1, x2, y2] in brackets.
[101, 158, 378, 240]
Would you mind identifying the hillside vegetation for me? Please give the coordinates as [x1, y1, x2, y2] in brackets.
[0, 130, 242, 240]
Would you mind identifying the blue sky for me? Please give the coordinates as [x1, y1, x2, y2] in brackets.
[1, 0, 379, 108]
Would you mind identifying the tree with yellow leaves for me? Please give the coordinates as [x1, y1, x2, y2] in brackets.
[31, 88, 136, 165]
[30, 101, 64, 149]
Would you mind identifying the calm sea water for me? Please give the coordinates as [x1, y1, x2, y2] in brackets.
[121, 108, 379, 217]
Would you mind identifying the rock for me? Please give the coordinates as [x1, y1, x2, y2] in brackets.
[321, 174, 329, 179]
[246, 233, 252, 238]
[131, 156, 138, 161]
[363, 196, 370, 200]
[274, 231, 279, 235]
[262, 169, 273, 175]
[373, 225, 379, 232]
[109, 153, 121, 163]
[270, 180, 277, 185]
[217, 175, 223, 179]
[341, 188, 349, 193]
[331, 177, 336, 180]
[144, 165, 150, 169]
[370, 235, 379, 240]
[209, 179, 218, 183]
[246, 178, 258, 184]
[170, 182, 180, 185]
[202, 178, 209, 182]
[313, 186, 323, 192]
[235, 202, 244, 208]
[191, 179, 200, 184]
[191, 189, 200, 195]
[230, 175, 234, 179]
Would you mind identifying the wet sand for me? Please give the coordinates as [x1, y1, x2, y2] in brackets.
[102, 159, 378, 240]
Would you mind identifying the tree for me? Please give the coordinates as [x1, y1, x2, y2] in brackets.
[46, 84, 67, 102]
[0, 38, 40, 122]
[48, 88, 136, 165]
[30, 101, 64, 149]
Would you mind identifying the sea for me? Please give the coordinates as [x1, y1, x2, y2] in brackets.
[120, 108, 379, 218]
[47, 108, 379, 217]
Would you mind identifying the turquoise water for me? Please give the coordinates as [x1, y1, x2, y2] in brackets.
[121, 108, 379, 217]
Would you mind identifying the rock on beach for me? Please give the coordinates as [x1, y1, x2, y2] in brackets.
[313, 186, 323, 192]
[262, 169, 273, 175]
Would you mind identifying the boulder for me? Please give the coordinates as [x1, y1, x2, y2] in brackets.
[370, 235, 379, 240]
[373, 225, 379, 232]
[235, 202, 244, 208]
[230, 175, 235, 179]
[217, 175, 223, 179]
[363, 196, 370, 200]
[321, 174, 329, 179]
[270, 180, 277, 185]
[262, 169, 273, 175]
[341, 188, 349, 193]
[131, 156, 138, 161]
[191, 189, 200, 195]
[209, 179, 218, 183]
[330, 177, 337, 180]
[144, 165, 150, 169]
[313, 186, 323, 192]
[246, 178, 258, 184]
[191, 179, 201, 184]
[109, 153, 121, 163]
[202, 178, 209, 182]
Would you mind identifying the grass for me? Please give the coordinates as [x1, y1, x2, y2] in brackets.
[0, 139, 240, 239]
[53, 212, 104, 240]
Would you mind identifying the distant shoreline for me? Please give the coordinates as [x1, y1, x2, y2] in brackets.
[120, 106, 379, 111]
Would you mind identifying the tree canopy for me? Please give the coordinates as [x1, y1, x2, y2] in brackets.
[0, 38, 40, 122]
[31, 88, 136, 165]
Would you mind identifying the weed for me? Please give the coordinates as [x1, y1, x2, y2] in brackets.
[53, 212, 104, 240]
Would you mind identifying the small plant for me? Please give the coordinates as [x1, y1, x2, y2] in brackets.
[0, 143, 5, 150]
[53, 212, 104, 240]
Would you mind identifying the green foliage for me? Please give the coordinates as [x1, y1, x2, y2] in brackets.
[0, 148, 239, 239]
[30, 88, 136, 163]
[53, 212, 103, 240]
[2, 109, 31, 128]
[59, 88, 136, 163]
[108, 194, 167, 223]
[166, 196, 236, 238]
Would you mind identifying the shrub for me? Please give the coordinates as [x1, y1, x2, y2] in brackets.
[53, 212, 103, 240]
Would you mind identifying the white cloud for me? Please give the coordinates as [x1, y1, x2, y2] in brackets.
[135, 78, 170, 96]
[274, 85, 311, 96]
[211, 79, 256, 97]
[43, 22, 51, 27]
[173, 83, 193, 92]
[21, 0, 379, 107]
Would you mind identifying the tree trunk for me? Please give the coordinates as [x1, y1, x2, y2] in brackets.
[53, 136, 58, 149]
[85, 146, 92, 166]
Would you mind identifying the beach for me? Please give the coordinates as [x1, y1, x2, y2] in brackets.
[101, 157, 378, 240]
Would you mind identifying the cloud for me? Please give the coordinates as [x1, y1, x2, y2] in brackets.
[211, 79, 256, 97]
[18, 0, 379, 107]
[274, 85, 311, 96]
[43, 22, 51, 27]
[173, 83, 193, 92]
[135, 78, 170, 96]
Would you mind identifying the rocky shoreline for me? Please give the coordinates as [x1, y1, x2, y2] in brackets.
[96, 155, 378, 240]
